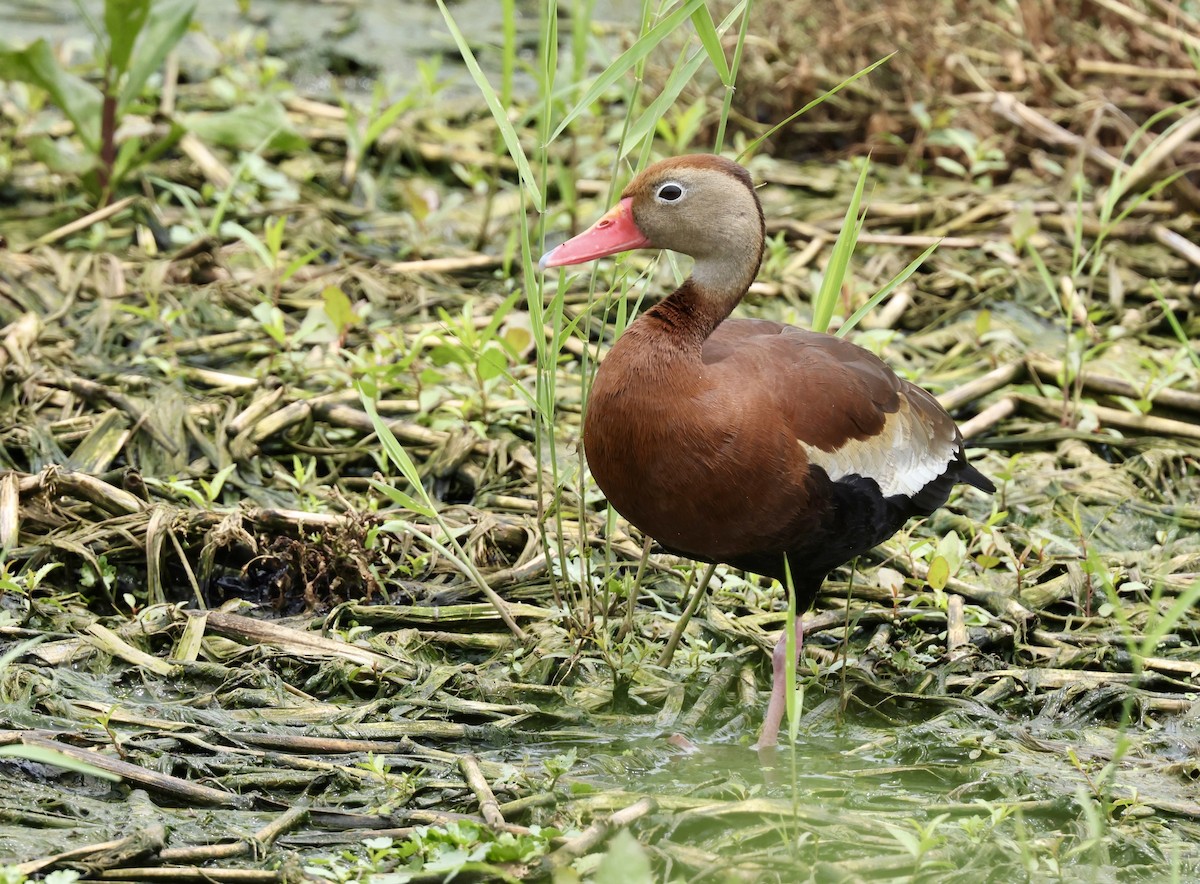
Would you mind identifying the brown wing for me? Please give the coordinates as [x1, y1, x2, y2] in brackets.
[701, 319, 986, 500]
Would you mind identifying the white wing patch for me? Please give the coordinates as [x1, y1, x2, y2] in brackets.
[798, 395, 957, 499]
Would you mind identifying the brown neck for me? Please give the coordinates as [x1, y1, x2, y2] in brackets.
[641, 247, 762, 352]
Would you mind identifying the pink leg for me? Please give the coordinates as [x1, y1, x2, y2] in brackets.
[755, 617, 803, 749]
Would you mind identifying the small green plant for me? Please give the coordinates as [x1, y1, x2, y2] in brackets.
[222, 215, 321, 304]
[541, 747, 577, 792]
[929, 129, 1007, 187]
[1025, 102, 1196, 417]
[429, 290, 526, 423]
[360, 385, 526, 641]
[79, 553, 118, 601]
[304, 823, 563, 883]
[355, 752, 392, 779]
[341, 62, 445, 196]
[143, 464, 236, 509]
[0, 0, 197, 203]
[883, 813, 951, 873]
[0, 560, 62, 603]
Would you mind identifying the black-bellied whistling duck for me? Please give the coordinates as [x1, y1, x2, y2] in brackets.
[541, 154, 994, 748]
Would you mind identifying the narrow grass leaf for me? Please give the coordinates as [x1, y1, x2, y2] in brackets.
[0, 634, 45, 673]
[221, 220, 274, 269]
[1138, 577, 1200, 661]
[437, 0, 543, 211]
[712, 1, 751, 152]
[369, 479, 436, 519]
[363, 97, 414, 148]
[363, 382, 528, 641]
[689, 4, 730, 84]
[360, 388, 435, 515]
[812, 159, 870, 334]
[738, 53, 894, 160]
[1025, 242, 1058, 305]
[783, 556, 799, 737]
[1150, 284, 1200, 371]
[622, 50, 707, 158]
[837, 240, 939, 338]
[549, 0, 707, 144]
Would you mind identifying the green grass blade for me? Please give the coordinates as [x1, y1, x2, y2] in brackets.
[221, 220, 274, 270]
[0, 634, 45, 672]
[738, 53, 894, 160]
[837, 240, 939, 338]
[369, 478, 436, 520]
[812, 159, 870, 334]
[712, 0, 751, 152]
[549, 0, 706, 144]
[1138, 577, 1200, 662]
[622, 50, 706, 158]
[690, 3, 730, 84]
[436, 0, 543, 211]
[1151, 283, 1200, 371]
[359, 388, 435, 516]
[783, 556, 799, 739]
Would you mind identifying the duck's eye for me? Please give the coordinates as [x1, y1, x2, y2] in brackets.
[655, 182, 685, 203]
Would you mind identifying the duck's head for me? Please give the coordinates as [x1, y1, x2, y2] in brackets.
[541, 155, 765, 293]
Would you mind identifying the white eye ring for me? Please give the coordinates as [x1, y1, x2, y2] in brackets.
[655, 182, 685, 203]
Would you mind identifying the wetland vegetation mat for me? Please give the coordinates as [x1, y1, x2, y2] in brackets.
[1, 1, 1200, 881]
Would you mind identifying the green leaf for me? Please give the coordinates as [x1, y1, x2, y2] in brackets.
[322, 285, 355, 332]
[0, 39, 103, 152]
[477, 343, 507, 381]
[28, 133, 97, 175]
[109, 132, 144, 184]
[936, 530, 965, 573]
[369, 480, 436, 519]
[738, 53, 894, 160]
[120, 0, 196, 108]
[622, 50, 706, 159]
[205, 462, 238, 502]
[182, 97, 306, 152]
[361, 390, 437, 515]
[812, 159, 870, 334]
[263, 215, 286, 256]
[883, 823, 922, 858]
[550, 0, 707, 144]
[838, 239, 938, 338]
[927, 556, 950, 591]
[690, 3, 730, 84]
[249, 301, 287, 345]
[429, 344, 467, 368]
[363, 95, 414, 150]
[222, 220, 274, 270]
[105, 0, 151, 76]
[436, 0, 543, 211]
[594, 829, 653, 884]
[0, 634, 46, 673]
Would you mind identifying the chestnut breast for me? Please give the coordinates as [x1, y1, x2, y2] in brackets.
[584, 319, 826, 564]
